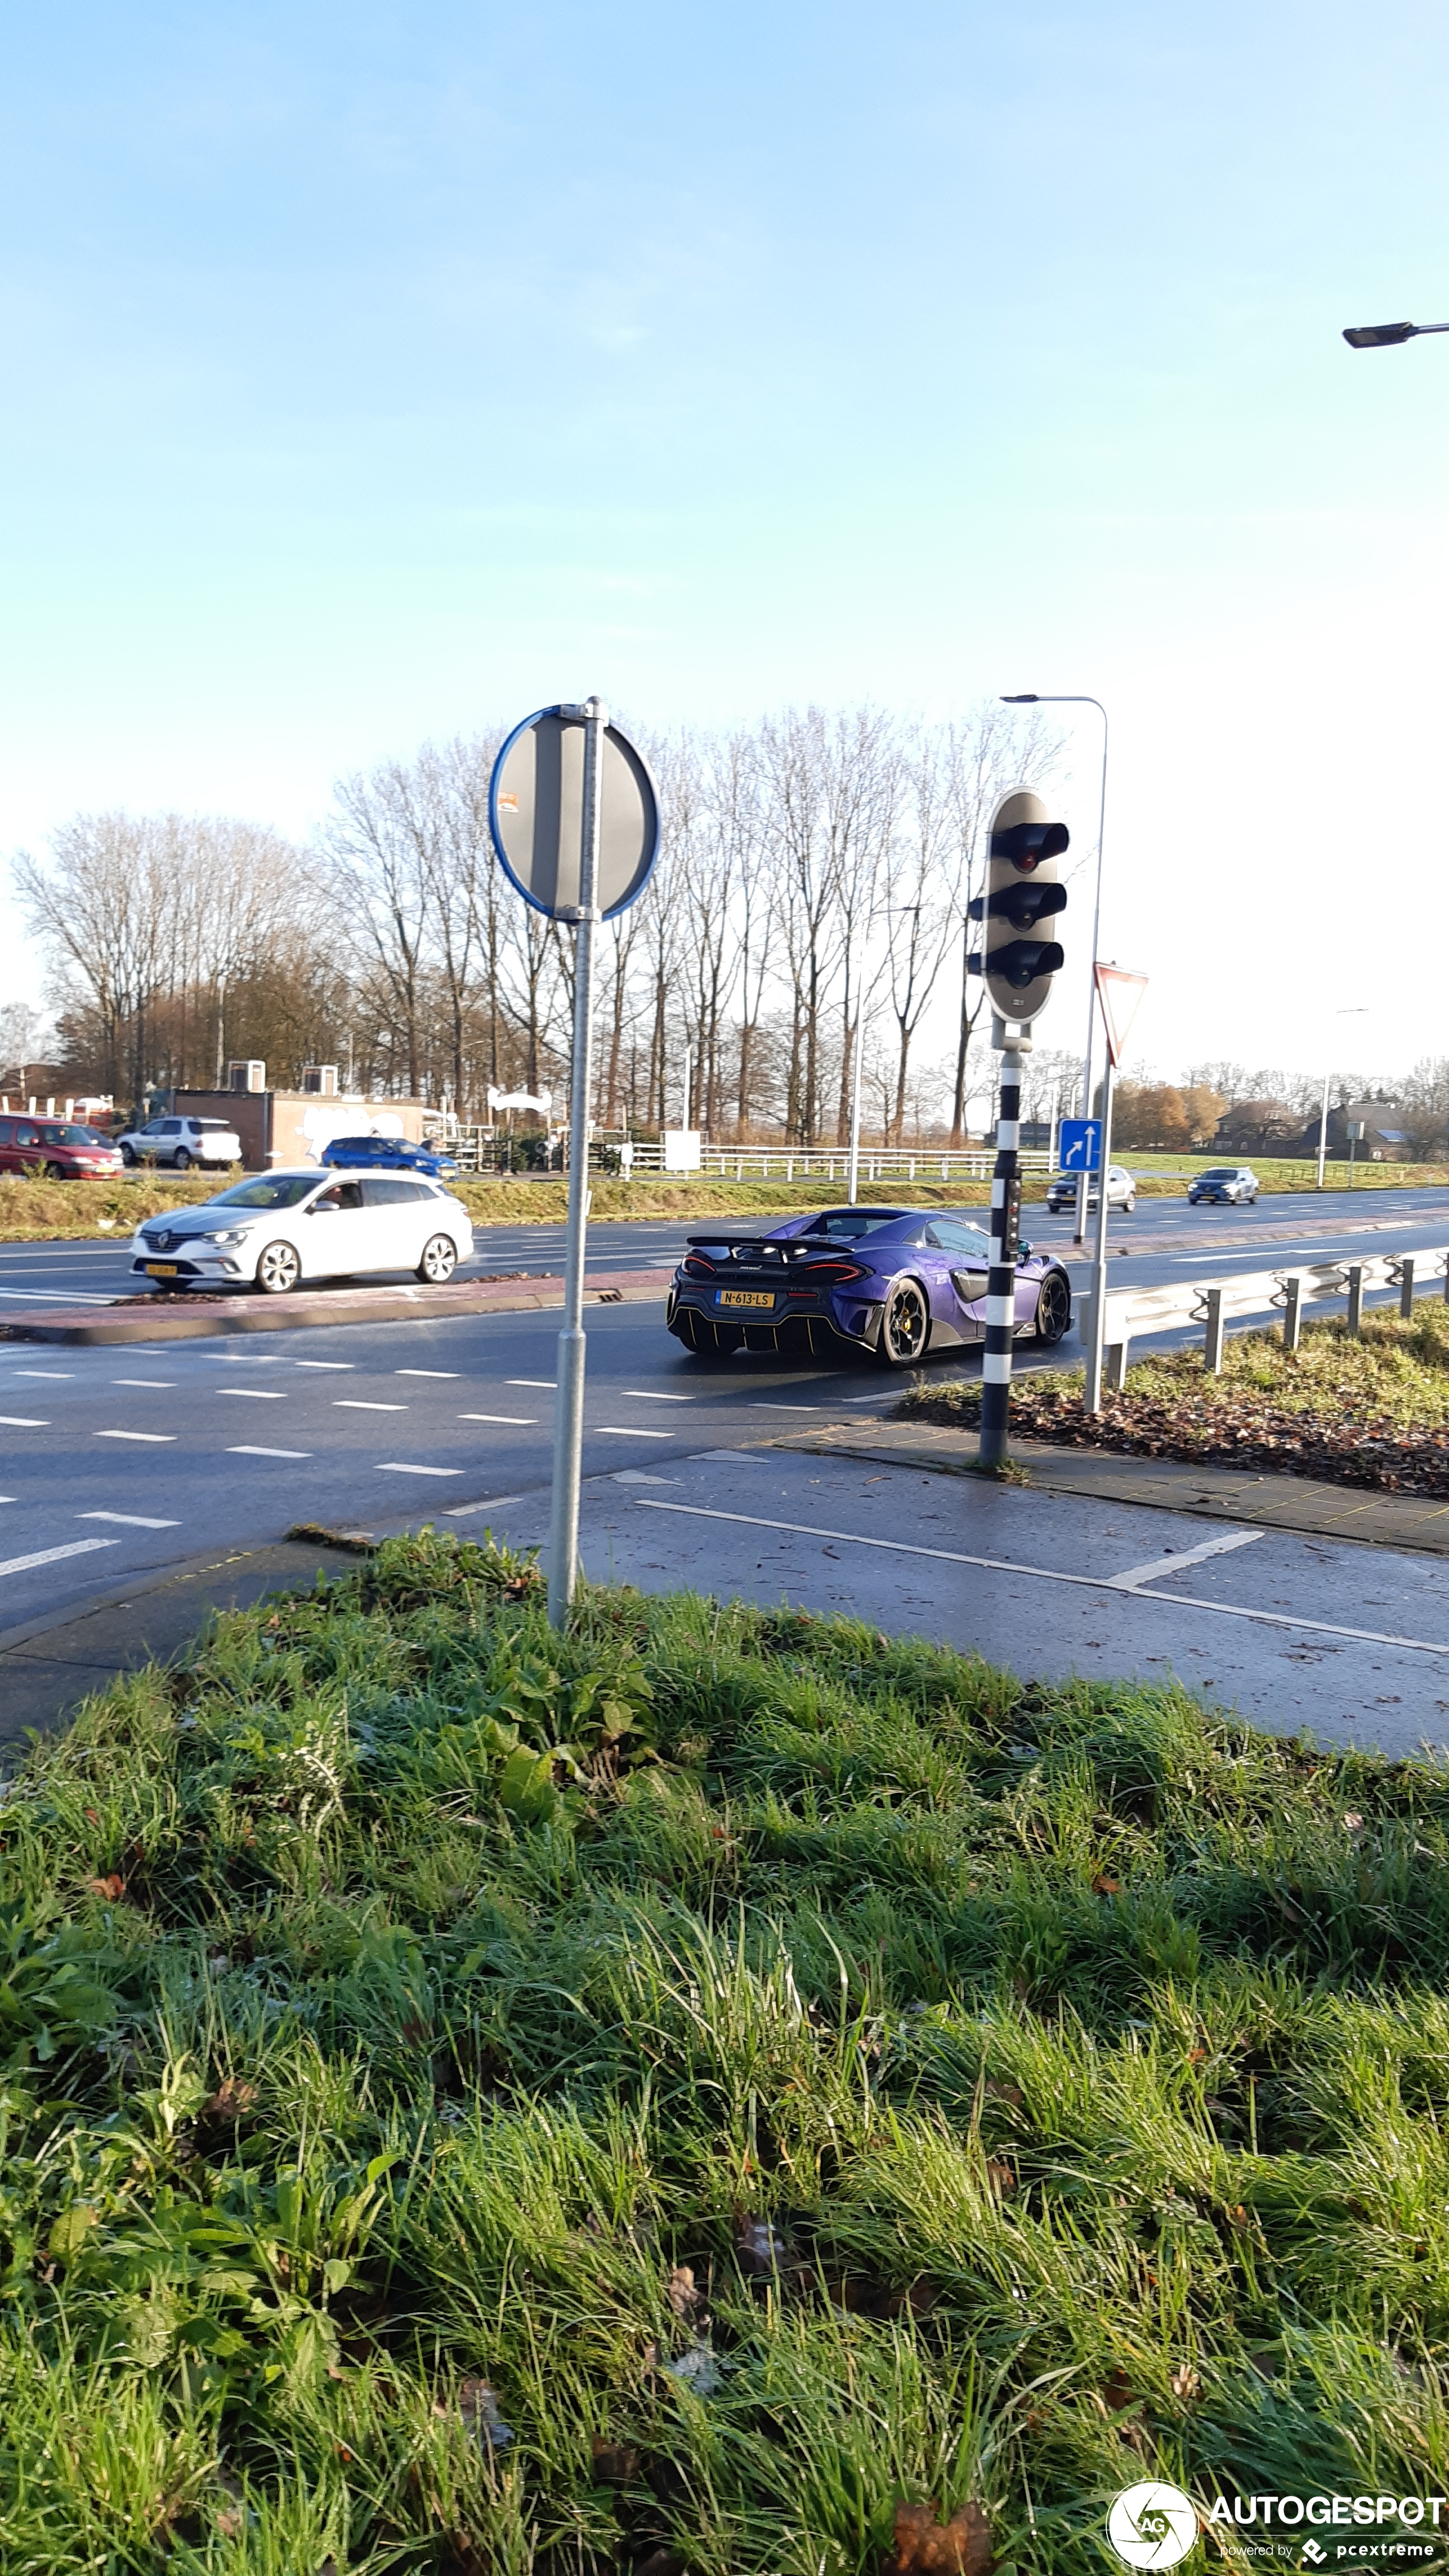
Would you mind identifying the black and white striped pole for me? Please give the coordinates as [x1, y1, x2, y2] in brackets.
[968, 790, 1070, 1471]
[980, 1030, 1025, 1465]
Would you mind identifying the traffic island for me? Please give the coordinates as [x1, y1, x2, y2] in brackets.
[4, 1528, 1449, 2562]
[899, 1307, 1449, 1498]
[0, 1265, 674, 1344]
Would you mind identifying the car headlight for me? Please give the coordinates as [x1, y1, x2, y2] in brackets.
[204, 1228, 251, 1246]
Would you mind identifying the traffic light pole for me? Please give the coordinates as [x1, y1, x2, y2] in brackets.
[1083, 1052, 1116, 1413]
[979, 1018, 1026, 1468]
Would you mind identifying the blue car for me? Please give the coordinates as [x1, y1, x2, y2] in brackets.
[667, 1204, 1072, 1367]
[321, 1133, 460, 1181]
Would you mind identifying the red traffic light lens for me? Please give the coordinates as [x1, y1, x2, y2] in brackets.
[989, 819, 1070, 872]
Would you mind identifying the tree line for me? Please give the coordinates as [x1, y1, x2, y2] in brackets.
[10, 702, 1065, 1141]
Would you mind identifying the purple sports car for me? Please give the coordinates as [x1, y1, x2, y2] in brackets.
[666, 1204, 1073, 1367]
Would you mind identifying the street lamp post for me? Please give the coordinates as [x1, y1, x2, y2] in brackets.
[846, 906, 918, 1205]
[1001, 695, 1108, 1244]
[1315, 1008, 1370, 1189]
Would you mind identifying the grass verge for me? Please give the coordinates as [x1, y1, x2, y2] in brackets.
[5, 1528, 1449, 2569]
[903, 1308, 1449, 1494]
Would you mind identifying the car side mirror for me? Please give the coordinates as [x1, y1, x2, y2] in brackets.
[309, 1201, 335, 1214]
[1018, 1240, 1031, 1259]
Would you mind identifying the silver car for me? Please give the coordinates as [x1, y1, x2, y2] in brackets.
[1044, 1163, 1136, 1215]
[131, 1168, 475, 1294]
[118, 1113, 242, 1171]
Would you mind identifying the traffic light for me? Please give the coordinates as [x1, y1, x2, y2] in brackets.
[968, 789, 1068, 1023]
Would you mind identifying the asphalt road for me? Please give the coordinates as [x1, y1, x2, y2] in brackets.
[2, 1180, 1448, 1308]
[3, 1180, 1449, 1751]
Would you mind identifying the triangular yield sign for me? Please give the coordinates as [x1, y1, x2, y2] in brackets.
[1094, 963, 1148, 1068]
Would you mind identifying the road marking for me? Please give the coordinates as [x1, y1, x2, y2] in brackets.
[444, 1495, 524, 1516]
[0, 1538, 116, 1576]
[1107, 1529, 1266, 1590]
[752, 1402, 823, 1412]
[691, 1448, 774, 1461]
[296, 1360, 354, 1369]
[78, 1510, 181, 1528]
[597, 1426, 675, 1439]
[111, 1379, 175, 1387]
[613, 1470, 677, 1484]
[396, 1368, 459, 1378]
[624, 1390, 692, 1401]
[632, 1502, 1449, 1658]
[377, 1461, 463, 1476]
[217, 1388, 288, 1399]
[14, 1370, 74, 1379]
[460, 1412, 535, 1424]
[228, 1445, 311, 1458]
[335, 1399, 406, 1411]
[96, 1428, 175, 1442]
[508, 1378, 556, 1388]
[0, 1416, 48, 1427]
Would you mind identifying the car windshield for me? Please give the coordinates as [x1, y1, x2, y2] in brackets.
[208, 1176, 318, 1209]
[46, 1125, 108, 1145]
[1201, 1168, 1238, 1181]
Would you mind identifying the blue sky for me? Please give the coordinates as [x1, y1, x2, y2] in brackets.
[3, 1, 1448, 1079]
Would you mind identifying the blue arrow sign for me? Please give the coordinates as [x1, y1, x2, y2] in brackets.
[1059, 1118, 1102, 1172]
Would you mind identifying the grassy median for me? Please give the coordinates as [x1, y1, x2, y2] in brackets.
[905, 1307, 1449, 1494]
[3, 1529, 1449, 2569]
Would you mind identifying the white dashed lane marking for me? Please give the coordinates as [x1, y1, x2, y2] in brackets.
[216, 1388, 288, 1400]
[112, 1379, 176, 1388]
[460, 1413, 535, 1424]
[95, 1429, 175, 1443]
[597, 1427, 675, 1439]
[0, 1539, 116, 1575]
[377, 1462, 462, 1477]
[79, 1511, 181, 1528]
[1107, 1529, 1265, 1591]
[296, 1360, 354, 1370]
[335, 1400, 406, 1411]
[13, 1370, 74, 1379]
[228, 1445, 311, 1459]
[396, 1369, 459, 1378]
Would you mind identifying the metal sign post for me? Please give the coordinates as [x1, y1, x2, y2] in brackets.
[1083, 963, 1148, 1414]
[488, 701, 660, 1627]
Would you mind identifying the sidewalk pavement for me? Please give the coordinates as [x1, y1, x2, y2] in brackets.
[770, 1415, 1449, 1557]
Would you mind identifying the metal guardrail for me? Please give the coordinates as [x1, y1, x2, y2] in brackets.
[1090, 1245, 1449, 1387]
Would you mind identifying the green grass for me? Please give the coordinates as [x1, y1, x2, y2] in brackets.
[904, 1309, 1449, 1493]
[5, 1532, 1449, 2569]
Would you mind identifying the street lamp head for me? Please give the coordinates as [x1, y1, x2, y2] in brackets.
[1000, 694, 1039, 703]
[1343, 321, 1420, 347]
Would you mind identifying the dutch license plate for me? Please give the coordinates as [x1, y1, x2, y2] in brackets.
[718, 1289, 776, 1311]
[145, 1263, 179, 1278]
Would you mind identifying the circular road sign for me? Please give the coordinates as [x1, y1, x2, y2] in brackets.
[489, 706, 660, 921]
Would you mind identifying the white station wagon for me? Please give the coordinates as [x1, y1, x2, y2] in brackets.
[131, 1168, 475, 1294]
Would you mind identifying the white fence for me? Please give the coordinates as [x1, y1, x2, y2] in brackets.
[442, 1125, 1052, 1183]
[1091, 1245, 1449, 1386]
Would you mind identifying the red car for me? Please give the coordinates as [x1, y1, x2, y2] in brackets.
[0, 1115, 124, 1178]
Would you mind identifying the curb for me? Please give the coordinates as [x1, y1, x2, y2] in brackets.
[0, 1268, 675, 1346]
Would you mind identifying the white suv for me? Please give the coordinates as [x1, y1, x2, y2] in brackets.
[130, 1168, 475, 1293]
[118, 1115, 243, 1172]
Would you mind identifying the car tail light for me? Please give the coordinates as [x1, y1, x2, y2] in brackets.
[683, 1255, 715, 1279]
[799, 1259, 867, 1282]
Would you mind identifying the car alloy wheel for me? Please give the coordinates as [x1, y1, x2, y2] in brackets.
[880, 1277, 930, 1366]
[173, 1148, 192, 1170]
[1034, 1270, 1071, 1344]
[43, 1162, 66, 1179]
[416, 1233, 457, 1283]
[256, 1240, 301, 1294]
[120, 1144, 136, 1167]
